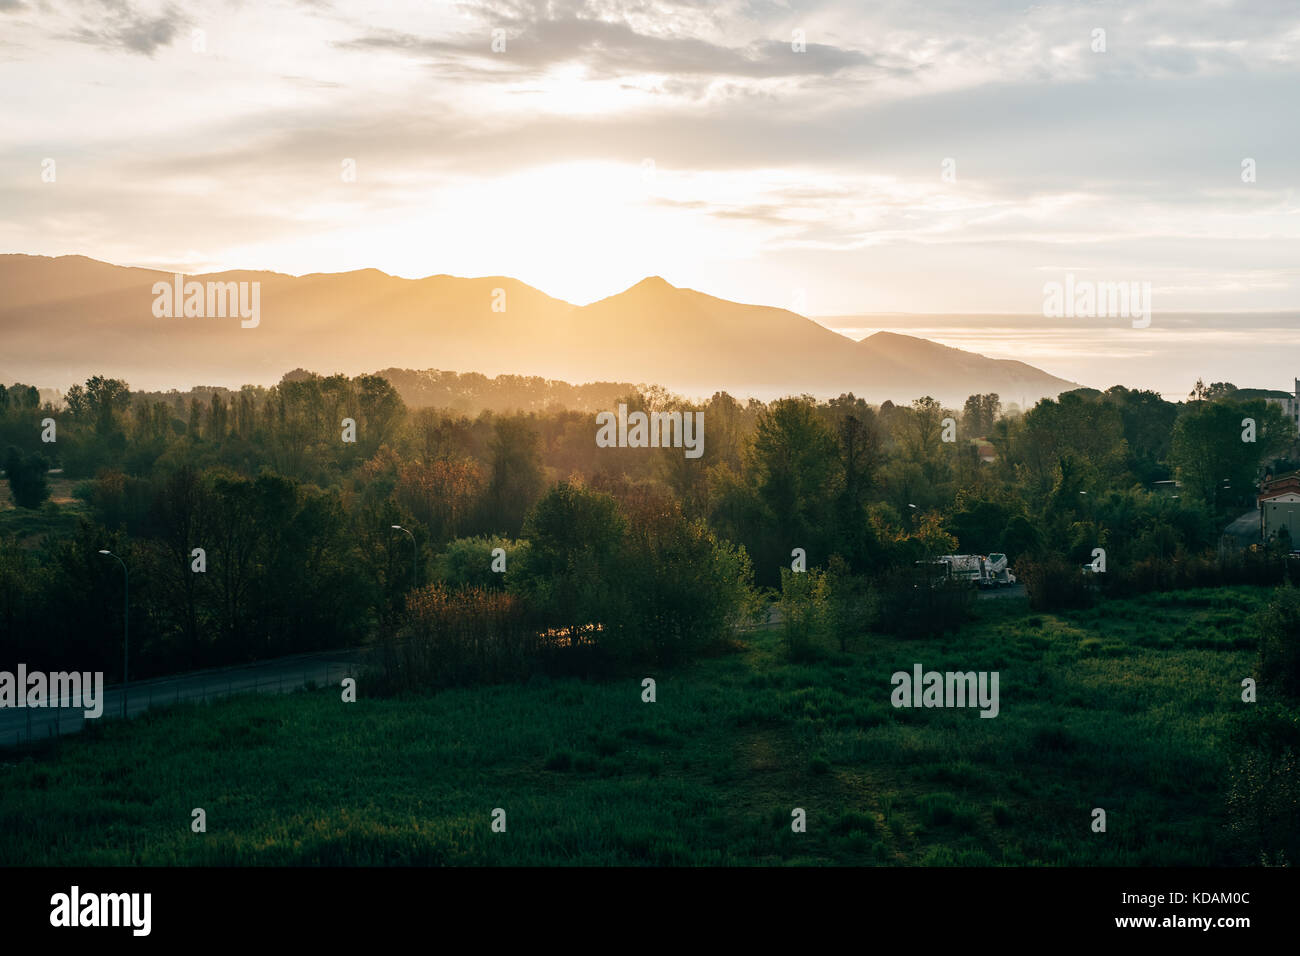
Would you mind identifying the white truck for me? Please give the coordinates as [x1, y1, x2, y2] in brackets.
[938, 554, 987, 586]
[982, 553, 1016, 587]
[929, 553, 1017, 589]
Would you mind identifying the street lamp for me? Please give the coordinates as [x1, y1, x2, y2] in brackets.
[98, 549, 128, 718]
[391, 525, 417, 591]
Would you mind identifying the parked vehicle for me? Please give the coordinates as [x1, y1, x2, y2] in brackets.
[921, 553, 1018, 589]
[983, 553, 1017, 586]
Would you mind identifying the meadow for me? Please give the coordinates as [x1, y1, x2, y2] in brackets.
[0, 586, 1265, 866]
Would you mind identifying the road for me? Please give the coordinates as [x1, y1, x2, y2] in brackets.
[3, 578, 1027, 750]
[979, 583, 1027, 600]
[0, 648, 360, 750]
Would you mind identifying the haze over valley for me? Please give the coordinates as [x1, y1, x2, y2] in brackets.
[1, 254, 1082, 406]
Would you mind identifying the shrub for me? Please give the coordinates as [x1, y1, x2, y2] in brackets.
[508, 481, 626, 666]
[832, 810, 876, 835]
[1257, 585, 1300, 700]
[778, 566, 830, 661]
[3, 446, 50, 510]
[1019, 553, 1093, 611]
[611, 496, 760, 666]
[826, 554, 869, 651]
[866, 565, 972, 639]
[1223, 705, 1300, 865]
[512, 483, 759, 670]
[433, 535, 528, 591]
[373, 584, 541, 691]
[922, 799, 980, 833]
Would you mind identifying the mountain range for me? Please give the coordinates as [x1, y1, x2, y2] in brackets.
[0, 255, 1078, 406]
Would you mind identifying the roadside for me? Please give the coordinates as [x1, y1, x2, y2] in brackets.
[0, 648, 360, 750]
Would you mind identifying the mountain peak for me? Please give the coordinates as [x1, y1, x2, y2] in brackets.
[0, 254, 1080, 403]
[626, 276, 676, 293]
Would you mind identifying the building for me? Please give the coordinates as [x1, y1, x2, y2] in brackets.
[1259, 472, 1300, 545]
[1151, 479, 1179, 497]
[1263, 378, 1300, 429]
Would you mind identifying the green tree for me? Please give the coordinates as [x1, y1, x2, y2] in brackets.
[3, 446, 50, 509]
[745, 397, 841, 573]
[484, 414, 545, 536]
[512, 482, 627, 650]
[1007, 392, 1128, 497]
[83, 375, 131, 435]
[1170, 398, 1292, 511]
[1101, 386, 1178, 484]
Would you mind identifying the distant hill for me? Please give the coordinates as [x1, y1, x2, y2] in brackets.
[0, 254, 1080, 405]
[364, 368, 641, 414]
[129, 369, 642, 416]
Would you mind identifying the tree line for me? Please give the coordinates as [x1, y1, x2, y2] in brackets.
[1, 370, 1296, 681]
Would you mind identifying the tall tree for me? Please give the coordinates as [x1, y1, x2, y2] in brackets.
[484, 414, 545, 536]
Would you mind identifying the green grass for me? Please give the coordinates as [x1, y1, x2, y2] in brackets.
[0, 586, 1268, 866]
[0, 476, 86, 545]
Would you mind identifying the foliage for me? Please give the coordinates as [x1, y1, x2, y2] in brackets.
[3, 446, 50, 509]
[778, 566, 830, 661]
[1256, 585, 1300, 700]
[1019, 553, 1094, 611]
[381, 584, 538, 690]
[434, 535, 528, 591]
[866, 565, 972, 638]
[1224, 704, 1300, 865]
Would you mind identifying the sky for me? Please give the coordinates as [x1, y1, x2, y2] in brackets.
[2, 0, 1299, 324]
[824, 312, 1300, 401]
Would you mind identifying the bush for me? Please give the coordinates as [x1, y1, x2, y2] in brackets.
[1223, 704, 1300, 865]
[866, 565, 972, 639]
[1257, 585, 1300, 700]
[1019, 553, 1093, 611]
[3, 446, 50, 509]
[778, 566, 830, 661]
[917, 792, 979, 832]
[508, 481, 626, 665]
[433, 535, 528, 591]
[1091, 545, 1286, 600]
[611, 493, 760, 666]
[511, 483, 760, 670]
[826, 555, 869, 651]
[374, 584, 541, 691]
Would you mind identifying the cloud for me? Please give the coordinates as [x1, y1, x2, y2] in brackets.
[63, 1, 185, 56]
[4, 0, 1300, 313]
[339, 15, 913, 83]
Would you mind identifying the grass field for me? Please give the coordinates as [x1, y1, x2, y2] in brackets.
[0, 586, 1267, 866]
[0, 475, 85, 545]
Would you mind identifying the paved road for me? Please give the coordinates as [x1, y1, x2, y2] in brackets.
[2, 578, 1027, 750]
[978, 583, 1027, 600]
[0, 648, 361, 750]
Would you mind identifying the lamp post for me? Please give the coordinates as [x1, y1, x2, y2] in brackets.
[98, 549, 128, 718]
[391, 525, 417, 592]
